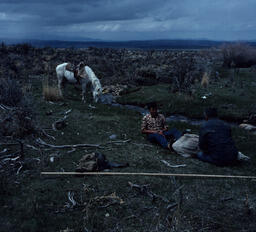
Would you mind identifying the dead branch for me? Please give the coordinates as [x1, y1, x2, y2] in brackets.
[36, 138, 102, 149]
[128, 181, 169, 203]
[161, 160, 187, 168]
[64, 109, 72, 115]
[167, 203, 178, 210]
[104, 139, 131, 145]
[128, 181, 150, 193]
[172, 185, 184, 197]
[26, 144, 40, 151]
[67, 148, 76, 153]
[220, 197, 233, 202]
[0, 143, 20, 146]
[93, 192, 124, 205]
[64, 191, 77, 208]
[41, 129, 56, 140]
[0, 104, 16, 110]
[16, 162, 23, 175]
[131, 142, 154, 148]
[98, 202, 117, 208]
[52, 115, 67, 131]
[0, 148, 8, 154]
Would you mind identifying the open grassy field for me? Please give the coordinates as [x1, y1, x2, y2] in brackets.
[1, 64, 256, 232]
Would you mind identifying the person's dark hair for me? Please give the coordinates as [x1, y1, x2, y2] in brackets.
[147, 102, 157, 110]
[204, 108, 218, 118]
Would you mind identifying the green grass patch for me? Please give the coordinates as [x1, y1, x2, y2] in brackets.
[117, 69, 256, 121]
[1, 72, 256, 231]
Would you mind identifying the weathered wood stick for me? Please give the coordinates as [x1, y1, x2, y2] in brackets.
[36, 138, 102, 149]
[0, 143, 20, 146]
[41, 172, 256, 179]
[35, 138, 131, 149]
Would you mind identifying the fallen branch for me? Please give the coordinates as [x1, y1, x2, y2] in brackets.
[41, 171, 256, 179]
[128, 181, 150, 193]
[128, 181, 169, 203]
[0, 148, 8, 154]
[41, 129, 56, 141]
[0, 143, 20, 146]
[166, 203, 178, 210]
[0, 104, 16, 111]
[131, 142, 154, 148]
[16, 162, 23, 175]
[220, 197, 233, 202]
[52, 116, 67, 131]
[64, 109, 72, 115]
[67, 148, 76, 153]
[161, 160, 187, 168]
[104, 139, 131, 145]
[26, 144, 40, 151]
[36, 138, 102, 149]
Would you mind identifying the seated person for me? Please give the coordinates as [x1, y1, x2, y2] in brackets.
[196, 108, 238, 166]
[141, 102, 182, 150]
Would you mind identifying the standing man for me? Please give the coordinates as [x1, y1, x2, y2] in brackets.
[141, 102, 182, 150]
[196, 108, 238, 166]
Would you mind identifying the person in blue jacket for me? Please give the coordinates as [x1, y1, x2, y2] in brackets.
[196, 108, 238, 166]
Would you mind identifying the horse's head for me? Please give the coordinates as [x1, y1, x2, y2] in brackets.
[93, 87, 103, 103]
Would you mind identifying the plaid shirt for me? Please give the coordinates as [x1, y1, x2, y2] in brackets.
[141, 113, 166, 131]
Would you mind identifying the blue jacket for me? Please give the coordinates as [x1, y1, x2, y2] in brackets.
[199, 118, 238, 164]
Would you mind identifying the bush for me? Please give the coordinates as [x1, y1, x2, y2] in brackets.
[42, 81, 63, 101]
[171, 53, 198, 93]
[0, 78, 36, 137]
[15, 43, 33, 55]
[221, 43, 256, 68]
[0, 78, 23, 106]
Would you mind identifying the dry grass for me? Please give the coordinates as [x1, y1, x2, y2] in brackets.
[201, 72, 209, 88]
[42, 81, 63, 101]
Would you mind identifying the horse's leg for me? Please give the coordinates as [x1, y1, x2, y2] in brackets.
[93, 89, 98, 103]
[57, 74, 64, 98]
[81, 79, 88, 103]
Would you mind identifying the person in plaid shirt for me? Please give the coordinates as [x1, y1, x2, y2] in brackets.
[141, 102, 182, 150]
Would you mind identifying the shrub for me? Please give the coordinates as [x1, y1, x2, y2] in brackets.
[201, 72, 209, 88]
[0, 78, 36, 137]
[221, 43, 256, 68]
[42, 81, 63, 101]
[0, 78, 23, 106]
[171, 53, 198, 93]
[15, 43, 32, 55]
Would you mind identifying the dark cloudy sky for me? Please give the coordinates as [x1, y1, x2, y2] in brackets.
[0, 0, 256, 41]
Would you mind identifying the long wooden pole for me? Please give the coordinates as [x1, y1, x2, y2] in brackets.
[41, 172, 256, 179]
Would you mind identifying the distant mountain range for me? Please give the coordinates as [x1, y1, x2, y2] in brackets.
[1, 38, 256, 49]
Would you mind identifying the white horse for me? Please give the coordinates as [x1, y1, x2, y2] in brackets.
[83, 65, 103, 103]
[56, 62, 102, 103]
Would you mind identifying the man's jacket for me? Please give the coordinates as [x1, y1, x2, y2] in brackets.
[199, 118, 238, 163]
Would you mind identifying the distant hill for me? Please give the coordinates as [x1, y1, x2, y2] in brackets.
[1, 38, 256, 49]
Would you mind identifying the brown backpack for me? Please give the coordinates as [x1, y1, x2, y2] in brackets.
[76, 153, 105, 172]
[75, 152, 129, 172]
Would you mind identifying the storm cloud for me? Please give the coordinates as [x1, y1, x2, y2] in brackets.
[0, 0, 255, 41]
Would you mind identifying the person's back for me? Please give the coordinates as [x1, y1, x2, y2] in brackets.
[198, 108, 238, 166]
